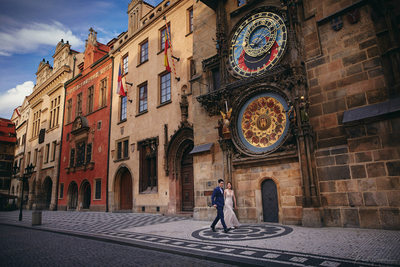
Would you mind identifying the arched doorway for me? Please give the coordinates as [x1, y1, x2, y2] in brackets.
[114, 167, 133, 211]
[166, 126, 194, 213]
[181, 144, 194, 211]
[68, 182, 78, 210]
[80, 180, 91, 209]
[43, 177, 52, 209]
[262, 179, 279, 222]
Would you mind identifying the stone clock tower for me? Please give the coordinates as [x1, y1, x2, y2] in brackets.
[192, 0, 400, 229]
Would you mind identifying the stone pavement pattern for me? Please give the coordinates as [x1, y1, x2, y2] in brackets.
[0, 211, 399, 266]
[0, 225, 234, 267]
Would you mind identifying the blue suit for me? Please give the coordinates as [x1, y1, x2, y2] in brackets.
[211, 186, 227, 230]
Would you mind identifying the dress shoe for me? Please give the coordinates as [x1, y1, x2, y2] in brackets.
[211, 226, 216, 232]
[224, 228, 231, 233]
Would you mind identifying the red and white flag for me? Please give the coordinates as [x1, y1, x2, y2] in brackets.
[117, 64, 126, 96]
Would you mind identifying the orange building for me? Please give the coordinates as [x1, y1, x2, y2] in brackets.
[58, 29, 113, 211]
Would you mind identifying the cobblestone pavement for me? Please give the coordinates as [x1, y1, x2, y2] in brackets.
[0, 210, 399, 266]
[0, 224, 236, 267]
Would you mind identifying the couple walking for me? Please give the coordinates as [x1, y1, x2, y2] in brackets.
[210, 179, 240, 233]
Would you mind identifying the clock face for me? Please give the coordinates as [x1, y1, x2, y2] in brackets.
[229, 12, 287, 77]
[237, 92, 290, 153]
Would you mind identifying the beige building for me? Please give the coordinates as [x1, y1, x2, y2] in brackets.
[10, 98, 30, 204]
[108, 0, 195, 214]
[24, 40, 82, 210]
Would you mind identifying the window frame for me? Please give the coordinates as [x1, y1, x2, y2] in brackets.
[76, 92, 83, 117]
[138, 138, 158, 193]
[115, 137, 129, 161]
[99, 78, 107, 108]
[159, 71, 171, 105]
[120, 95, 127, 122]
[139, 39, 149, 64]
[67, 99, 72, 124]
[122, 54, 129, 75]
[138, 82, 148, 113]
[187, 6, 193, 34]
[94, 179, 101, 200]
[159, 23, 171, 52]
[87, 86, 94, 114]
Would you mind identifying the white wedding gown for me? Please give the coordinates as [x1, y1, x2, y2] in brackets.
[216, 190, 240, 229]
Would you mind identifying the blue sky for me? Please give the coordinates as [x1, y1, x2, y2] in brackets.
[0, 0, 162, 119]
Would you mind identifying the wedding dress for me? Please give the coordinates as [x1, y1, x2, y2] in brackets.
[216, 190, 240, 229]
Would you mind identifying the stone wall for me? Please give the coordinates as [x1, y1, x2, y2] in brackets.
[303, 1, 400, 229]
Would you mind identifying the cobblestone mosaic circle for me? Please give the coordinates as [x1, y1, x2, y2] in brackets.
[192, 224, 293, 241]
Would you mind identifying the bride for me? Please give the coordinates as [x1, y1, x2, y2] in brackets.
[216, 182, 240, 229]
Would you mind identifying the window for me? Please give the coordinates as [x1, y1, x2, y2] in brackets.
[160, 24, 171, 51]
[122, 54, 129, 74]
[138, 83, 148, 113]
[116, 138, 129, 161]
[139, 139, 158, 193]
[95, 179, 101, 199]
[76, 93, 82, 116]
[67, 99, 72, 123]
[188, 7, 193, 34]
[59, 183, 64, 199]
[49, 96, 61, 129]
[87, 86, 94, 113]
[211, 67, 221, 91]
[160, 72, 171, 104]
[34, 149, 38, 165]
[22, 134, 26, 145]
[76, 142, 86, 167]
[123, 140, 129, 158]
[70, 148, 75, 167]
[86, 143, 92, 163]
[238, 0, 246, 6]
[27, 152, 31, 166]
[99, 78, 107, 107]
[45, 143, 50, 163]
[32, 110, 41, 138]
[120, 96, 127, 121]
[140, 40, 148, 64]
[51, 141, 57, 161]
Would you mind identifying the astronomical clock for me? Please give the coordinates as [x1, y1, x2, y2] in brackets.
[226, 9, 292, 157]
[228, 11, 287, 78]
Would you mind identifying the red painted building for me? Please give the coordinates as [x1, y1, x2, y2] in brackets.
[58, 29, 112, 211]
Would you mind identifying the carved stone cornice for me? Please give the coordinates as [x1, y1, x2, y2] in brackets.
[28, 65, 71, 103]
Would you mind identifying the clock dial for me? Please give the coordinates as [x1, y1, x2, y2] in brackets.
[237, 92, 290, 153]
[229, 12, 287, 77]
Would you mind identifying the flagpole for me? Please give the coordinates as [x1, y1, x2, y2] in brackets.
[163, 16, 180, 81]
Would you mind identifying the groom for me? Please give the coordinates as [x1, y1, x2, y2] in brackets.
[210, 179, 229, 233]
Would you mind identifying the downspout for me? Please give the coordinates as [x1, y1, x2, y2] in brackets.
[105, 56, 114, 212]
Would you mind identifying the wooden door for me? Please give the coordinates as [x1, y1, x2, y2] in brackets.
[262, 179, 279, 222]
[181, 146, 194, 211]
[120, 170, 132, 210]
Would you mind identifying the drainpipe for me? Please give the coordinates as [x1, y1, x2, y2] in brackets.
[105, 56, 114, 212]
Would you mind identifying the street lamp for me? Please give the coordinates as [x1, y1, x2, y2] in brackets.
[13, 163, 35, 221]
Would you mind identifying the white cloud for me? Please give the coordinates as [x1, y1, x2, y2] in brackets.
[0, 81, 33, 119]
[0, 21, 84, 56]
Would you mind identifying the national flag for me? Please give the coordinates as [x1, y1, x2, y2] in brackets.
[164, 38, 171, 73]
[15, 108, 21, 117]
[117, 64, 126, 96]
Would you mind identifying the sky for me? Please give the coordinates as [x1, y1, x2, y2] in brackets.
[0, 0, 163, 119]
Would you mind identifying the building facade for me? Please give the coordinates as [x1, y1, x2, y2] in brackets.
[0, 118, 16, 208]
[108, 0, 195, 214]
[58, 29, 112, 212]
[24, 40, 81, 210]
[10, 99, 30, 206]
[191, 0, 400, 229]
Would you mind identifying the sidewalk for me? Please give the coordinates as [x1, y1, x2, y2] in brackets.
[0, 210, 399, 266]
